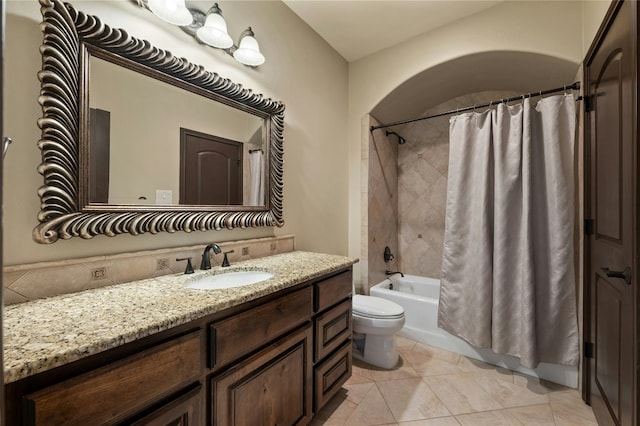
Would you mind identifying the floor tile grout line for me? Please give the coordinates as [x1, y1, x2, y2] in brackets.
[374, 381, 401, 424]
[419, 376, 455, 419]
[451, 402, 555, 425]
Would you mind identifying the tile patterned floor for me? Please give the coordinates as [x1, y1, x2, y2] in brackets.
[310, 336, 598, 426]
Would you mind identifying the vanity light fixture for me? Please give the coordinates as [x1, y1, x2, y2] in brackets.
[195, 3, 233, 49]
[233, 27, 265, 66]
[147, 0, 192, 26]
[138, 1, 266, 67]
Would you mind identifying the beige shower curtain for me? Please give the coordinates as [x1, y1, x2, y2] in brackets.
[249, 150, 264, 206]
[438, 94, 580, 368]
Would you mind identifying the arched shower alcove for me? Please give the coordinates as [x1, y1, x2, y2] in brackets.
[361, 50, 583, 386]
[363, 50, 580, 290]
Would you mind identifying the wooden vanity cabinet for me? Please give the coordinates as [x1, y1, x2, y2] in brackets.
[208, 287, 313, 370]
[5, 266, 353, 426]
[312, 270, 353, 412]
[22, 331, 203, 426]
[211, 324, 313, 426]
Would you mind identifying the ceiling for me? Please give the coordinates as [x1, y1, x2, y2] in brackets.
[282, 0, 504, 62]
[281, 0, 580, 125]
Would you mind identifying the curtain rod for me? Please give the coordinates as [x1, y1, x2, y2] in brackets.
[370, 82, 581, 132]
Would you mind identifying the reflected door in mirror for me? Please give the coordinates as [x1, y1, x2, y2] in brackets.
[180, 129, 242, 205]
[89, 108, 110, 203]
[88, 55, 266, 207]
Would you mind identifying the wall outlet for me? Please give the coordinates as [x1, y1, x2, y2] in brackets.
[155, 189, 173, 204]
[157, 258, 169, 270]
[91, 267, 107, 280]
[242, 247, 249, 256]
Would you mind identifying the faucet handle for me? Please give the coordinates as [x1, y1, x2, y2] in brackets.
[176, 257, 194, 274]
[222, 250, 234, 267]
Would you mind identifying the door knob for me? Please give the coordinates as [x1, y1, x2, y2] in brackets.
[602, 267, 632, 285]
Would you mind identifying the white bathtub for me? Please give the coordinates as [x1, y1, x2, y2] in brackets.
[370, 274, 578, 388]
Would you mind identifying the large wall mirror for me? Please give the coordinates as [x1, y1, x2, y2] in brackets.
[34, 0, 285, 244]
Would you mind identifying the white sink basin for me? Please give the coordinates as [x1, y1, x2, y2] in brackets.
[185, 270, 274, 290]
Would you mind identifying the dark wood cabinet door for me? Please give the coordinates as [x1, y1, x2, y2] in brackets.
[211, 325, 313, 426]
[584, 1, 638, 425]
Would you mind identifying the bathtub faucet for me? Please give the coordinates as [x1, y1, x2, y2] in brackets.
[385, 270, 404, 278]
[385, 270, 404, 290]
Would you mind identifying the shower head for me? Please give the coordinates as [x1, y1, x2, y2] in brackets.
[385, 130, 407, 145]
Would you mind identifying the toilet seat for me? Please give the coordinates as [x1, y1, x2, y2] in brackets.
[353, 295, 404, 319]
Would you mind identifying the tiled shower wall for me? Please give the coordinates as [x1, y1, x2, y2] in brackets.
[363, 116, 399, 293]
[3, 235, 295, 304]
[365, 91, 519, 282]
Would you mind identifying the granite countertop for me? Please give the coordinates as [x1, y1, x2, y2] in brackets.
[3, 251, 357, 384]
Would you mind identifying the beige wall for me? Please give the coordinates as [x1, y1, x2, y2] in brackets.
[4, 0, 349, 265]
[348, 0, 603, 287]
[582, 1, 612, 55]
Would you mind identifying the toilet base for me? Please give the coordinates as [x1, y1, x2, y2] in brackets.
[352, 333, 399, 369]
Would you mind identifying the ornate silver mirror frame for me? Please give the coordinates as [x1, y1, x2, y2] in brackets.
[34, 0, 285, 244]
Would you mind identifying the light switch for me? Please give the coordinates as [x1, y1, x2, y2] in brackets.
[155, 189, 173, 204]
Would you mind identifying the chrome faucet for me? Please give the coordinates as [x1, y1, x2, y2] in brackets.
[385, 270, 404, 278]
[201, 243, 222, 270]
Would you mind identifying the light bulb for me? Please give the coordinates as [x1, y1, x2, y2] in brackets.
[148, 0, 192, 26]
[233, 29, 265, 66]
[196, 7, 233, 49]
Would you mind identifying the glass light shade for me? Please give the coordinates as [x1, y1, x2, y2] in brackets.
[148, 0, 192, 26]
[233, 34, 265, 66]
[196, 12, 233, 49]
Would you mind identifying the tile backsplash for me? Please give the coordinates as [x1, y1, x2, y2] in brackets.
[3, 235, 295, 305]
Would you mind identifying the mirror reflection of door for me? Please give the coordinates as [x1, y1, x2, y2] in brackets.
[180, 128, 243, 205]
[89, 108, 110, 203]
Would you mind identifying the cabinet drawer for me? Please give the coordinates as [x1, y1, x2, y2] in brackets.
[24, 331, 202, 426]
[131, 385, 202, 426]
[314, 341, 352, 412]
[314, 270, 352, 313]
[209, 286, 312, 369]
[211, 324, 313, 426]
[314, 298, 352, 362]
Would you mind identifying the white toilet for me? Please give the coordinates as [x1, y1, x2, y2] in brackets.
[352, 294, 405, 369]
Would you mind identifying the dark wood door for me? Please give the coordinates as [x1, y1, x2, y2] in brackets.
[180, 128, 242, 205]
[584, 1, 638, 425]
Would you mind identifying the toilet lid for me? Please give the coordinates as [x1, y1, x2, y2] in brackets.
[353, 295, 404, 319]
